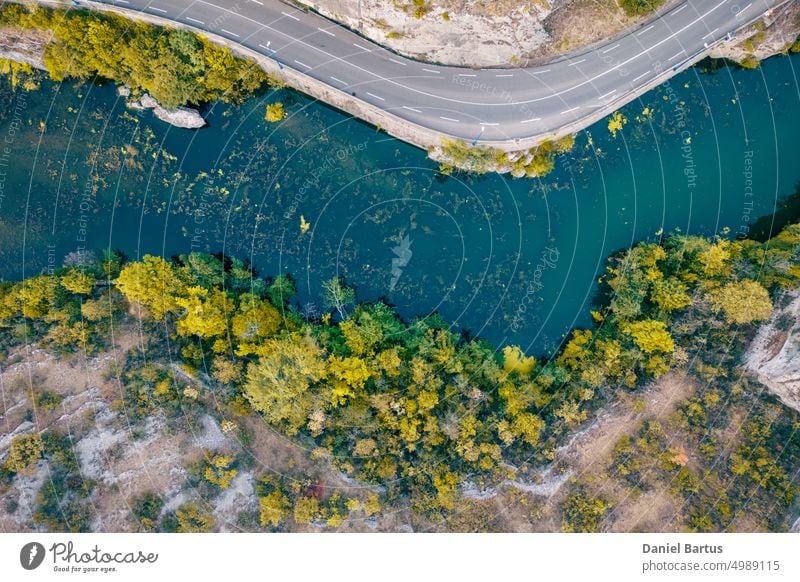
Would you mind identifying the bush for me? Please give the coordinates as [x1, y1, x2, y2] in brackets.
[618, 0, 666, 17]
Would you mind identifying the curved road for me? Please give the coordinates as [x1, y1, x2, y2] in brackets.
[91, 0, 784, 143]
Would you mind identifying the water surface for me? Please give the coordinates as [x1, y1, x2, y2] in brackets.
[1, 54, 798, 354]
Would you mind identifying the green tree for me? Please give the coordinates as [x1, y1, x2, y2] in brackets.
[561, 488, 608, 532]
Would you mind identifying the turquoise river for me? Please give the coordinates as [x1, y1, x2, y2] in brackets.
[0, 53, 799, 354]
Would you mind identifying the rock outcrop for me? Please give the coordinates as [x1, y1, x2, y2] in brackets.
[745, 289, 800, 414]
[709, 1, 799, 66]
[125, 91, 206, 129]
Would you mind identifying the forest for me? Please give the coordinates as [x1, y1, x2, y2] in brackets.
[1, 222, 798, 531]
[0, 4, 274, 108]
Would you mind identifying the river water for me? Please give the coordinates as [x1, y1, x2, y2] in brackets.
[0, 54, 798, 354]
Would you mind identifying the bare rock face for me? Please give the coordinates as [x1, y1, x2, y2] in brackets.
[297, 0, 553, 67]
[128, 93, 206, 129]
[745, 289, 800, 414]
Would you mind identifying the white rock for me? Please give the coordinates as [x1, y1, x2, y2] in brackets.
[745, 289, 800, 413]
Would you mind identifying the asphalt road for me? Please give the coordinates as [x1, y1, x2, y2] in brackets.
[92, 0, 785, 143]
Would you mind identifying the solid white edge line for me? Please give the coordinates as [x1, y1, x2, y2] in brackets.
[439, 116, 460, 122]
[186, 17, 204, 25]
[403, 106, 422, 113]
[281, 11, 301, 21]
[317, 28, 335, 37]
[366, 92, 385, 101]
[294, 60, 311, 69]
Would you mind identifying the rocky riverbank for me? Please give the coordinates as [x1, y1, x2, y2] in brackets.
[0, 25, 206, 130]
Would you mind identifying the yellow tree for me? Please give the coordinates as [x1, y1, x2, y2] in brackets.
[259, 490, 290, 527]
[650, 276, 691, 312]
[60, 268, 95, 295]
[244, 334, 327, 434]
[175, 286, 232, 339]
[708, 279, 772, 324]
[625, 319, 675, 354]
[4, 434, 44, 473]
[231, 294, 281, 354]
[115, 255, 184, 319]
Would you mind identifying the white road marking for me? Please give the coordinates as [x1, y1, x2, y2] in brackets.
[637, 25, 655, 36]
[530, 69, 551, 74]
[281, 11, 301, 21]
[366, 92, 385, 101]
[736, 3, 752, 16]
[458, 73, 477, 77]
[353, 43, 371, 51]
[330, 76, 346, 85]
[673, 4, 687, 14]
[601, 44, 620, 54]
[389, 58, 407, 66]
[183, 0, 730, 111]
[221, 29, 240, 37]
[248, 0, 263, 4]
[560, 107, 580, 114]
[598, 90, 617, 100]
[422, 68, 440, 74]
[702, 28, 719, 39]
[258, 43, 272, 50]
[568, 59, 586, 66]
[317, 27, 336, 37]
[631, 71, 650, 83]
[668, 50, 685, 61]
[403, 106, 422, 113]
[294, 60, 311, 69]
[439, 116, 460, 122]
[115, 0, 130, 4]
[186, 17, 205, 25]
[480, 122, 499, 126]
[521, 118, 541, 123]
[150, 6, 168, 13]
[495, 74, 514, 78]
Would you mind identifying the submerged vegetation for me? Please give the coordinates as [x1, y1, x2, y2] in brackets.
[0, 4, 272, 108]
[0, 221, 798, 529]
